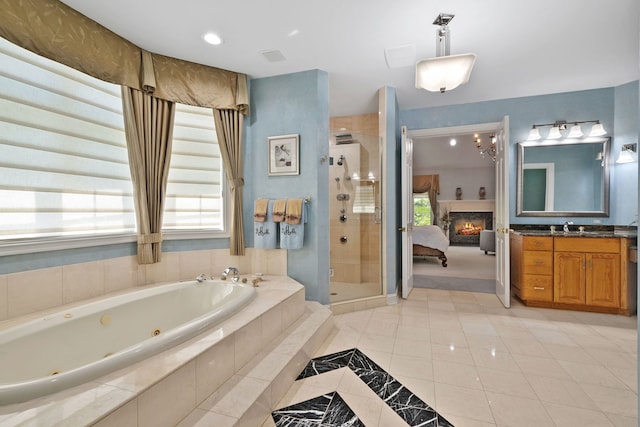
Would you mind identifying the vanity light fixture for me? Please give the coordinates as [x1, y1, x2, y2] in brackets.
[616, 143, 637, 164]
[527, 120, 606, 141]
[415, 13, 476, 93]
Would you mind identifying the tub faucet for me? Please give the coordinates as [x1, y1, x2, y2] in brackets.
[222, 267, 240, 282]
[563, 221, 573, 233]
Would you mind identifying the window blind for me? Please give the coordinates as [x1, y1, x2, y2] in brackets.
[0, 37, 134, 239]
[164, 104, 224, 230]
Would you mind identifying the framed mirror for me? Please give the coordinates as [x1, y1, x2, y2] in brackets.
[516, 137, 610, 217]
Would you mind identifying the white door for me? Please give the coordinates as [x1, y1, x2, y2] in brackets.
[401, 126, 414, 298]
[495, 116, 510, 307]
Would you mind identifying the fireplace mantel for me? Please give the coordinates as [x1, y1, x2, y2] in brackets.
[438, 199, 495, 213]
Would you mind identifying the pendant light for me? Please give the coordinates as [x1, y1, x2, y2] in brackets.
[415, 14, 476, 93]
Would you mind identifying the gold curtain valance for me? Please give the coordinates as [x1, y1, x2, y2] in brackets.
[0, 0, 248, 113]
[150, 53, 248, 114]
[413, 175, 440, 194]
[0, 0, 142, 90]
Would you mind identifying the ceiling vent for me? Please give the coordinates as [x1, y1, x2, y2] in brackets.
[261, 49, 286, 62]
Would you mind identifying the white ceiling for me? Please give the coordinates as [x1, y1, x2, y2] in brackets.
[60, 0, 639, 117]
[413, 133, 496, 171]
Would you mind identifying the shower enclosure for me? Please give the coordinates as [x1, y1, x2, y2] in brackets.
[328, 114, 383, 303]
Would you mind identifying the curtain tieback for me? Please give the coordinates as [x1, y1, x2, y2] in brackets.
[231, 177, 244, 190]
[138, 233, 162, 244]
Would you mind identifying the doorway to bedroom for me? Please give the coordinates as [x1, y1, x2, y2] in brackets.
[411, 130, 497, 293]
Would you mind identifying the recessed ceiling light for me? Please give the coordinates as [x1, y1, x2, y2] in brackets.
[203, 33, 223, 45]
[449, 138, 457, 146]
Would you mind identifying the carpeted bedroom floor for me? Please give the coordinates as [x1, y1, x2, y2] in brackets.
[413, 245, 496, 293]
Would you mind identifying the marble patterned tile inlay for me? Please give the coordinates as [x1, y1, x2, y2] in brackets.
[271, 391, 363, 426]
[273, 348, 453, 427]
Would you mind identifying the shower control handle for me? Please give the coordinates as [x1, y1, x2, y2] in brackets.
[340, 236, 347, 244]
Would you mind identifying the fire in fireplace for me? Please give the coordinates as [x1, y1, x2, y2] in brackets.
[449, 211, 493, 246]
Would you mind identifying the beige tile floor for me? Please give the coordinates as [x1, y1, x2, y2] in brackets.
[270, 289, 638, 426]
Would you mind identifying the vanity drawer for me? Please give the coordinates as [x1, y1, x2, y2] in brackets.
[523, 236, 553, 251]
[521, 275, 553, 301]
[523, 251, 553, 275]
[554, 237, 619, 253]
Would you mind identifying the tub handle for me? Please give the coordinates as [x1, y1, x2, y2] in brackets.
[222, 267, 240, 282]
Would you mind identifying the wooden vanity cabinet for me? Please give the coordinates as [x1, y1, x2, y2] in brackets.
[554, 237, 620, 308]
[510, 234, 553, 302]
[510, 233, 634, 315]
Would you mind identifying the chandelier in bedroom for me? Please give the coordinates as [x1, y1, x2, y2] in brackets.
[474, 133, 496, 161]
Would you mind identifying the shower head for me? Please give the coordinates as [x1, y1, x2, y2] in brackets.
[337, 155, 345, 166]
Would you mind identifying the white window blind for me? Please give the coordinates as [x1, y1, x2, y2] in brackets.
[164, 105, 225, 231]
[0, 37, 134, 240]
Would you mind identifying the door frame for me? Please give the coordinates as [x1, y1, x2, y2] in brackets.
[406, 121, 508, 302]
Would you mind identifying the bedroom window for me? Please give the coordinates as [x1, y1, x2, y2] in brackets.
[413, 195, 432, 226]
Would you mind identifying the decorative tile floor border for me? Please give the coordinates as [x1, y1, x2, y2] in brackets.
[272, 348, 453, 427]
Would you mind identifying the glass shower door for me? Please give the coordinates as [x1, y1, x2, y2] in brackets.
[328, 131, 382, 303]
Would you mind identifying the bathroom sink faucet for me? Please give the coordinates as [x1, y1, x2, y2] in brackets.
[563, 221, 573, 233]
[222, 267, 240, 282]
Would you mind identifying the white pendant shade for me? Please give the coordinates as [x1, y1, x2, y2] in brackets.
[590, 123, 606, 136]
[415, 53, 476, 93]
[547, 126, 562, 139]
[616, 149, 635, 163]
[527, 127, 541, 140]
[567, 124, 584, 138]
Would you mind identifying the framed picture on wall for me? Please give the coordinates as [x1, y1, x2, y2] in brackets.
[268, 134, 299, 176]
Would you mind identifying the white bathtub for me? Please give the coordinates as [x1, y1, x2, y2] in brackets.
[0, 279, 256, 405]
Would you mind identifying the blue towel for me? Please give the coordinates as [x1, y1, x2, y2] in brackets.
[254, 199, 277, 249]
[280, 201, 306, 250]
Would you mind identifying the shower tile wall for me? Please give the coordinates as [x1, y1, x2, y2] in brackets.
[330, 143, 363, 283]
[329, 114, 381, 286]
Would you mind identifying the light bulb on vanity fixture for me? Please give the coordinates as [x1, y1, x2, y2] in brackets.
[527, 120, 606, 141]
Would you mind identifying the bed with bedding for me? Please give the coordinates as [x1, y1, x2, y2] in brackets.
[412, 225, 449, 267]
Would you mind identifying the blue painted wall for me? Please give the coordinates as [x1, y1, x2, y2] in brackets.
[400, 86, 638, 226]
[245, 70, 330, 304]
[2, 75, 636, 310]
[613, 80, 639, 226]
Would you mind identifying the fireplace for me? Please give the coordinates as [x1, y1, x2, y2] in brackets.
[449, 211, 493, 246]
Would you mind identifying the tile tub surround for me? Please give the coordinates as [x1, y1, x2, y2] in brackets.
[0, 275, 306, 426]
[271, 288, 638, 427]
[0, 248, 287, 321]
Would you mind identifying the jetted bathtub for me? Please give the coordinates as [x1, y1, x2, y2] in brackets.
[0, 278, 256, 405]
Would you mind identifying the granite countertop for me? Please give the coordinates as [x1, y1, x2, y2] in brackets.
[512, 229, 637, 238]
